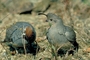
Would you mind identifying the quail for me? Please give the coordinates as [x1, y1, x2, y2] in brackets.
[39, 13, 79, 59]
[4, 22, 36, 54]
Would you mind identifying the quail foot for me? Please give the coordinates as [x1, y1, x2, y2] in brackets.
[4, 22, 36, 55]
[39, 13, 79, 60]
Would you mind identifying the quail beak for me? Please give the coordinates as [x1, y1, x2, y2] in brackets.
[45, 20, 48, 22]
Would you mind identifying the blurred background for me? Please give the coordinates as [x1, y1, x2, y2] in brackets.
[0, 0, 90, 60]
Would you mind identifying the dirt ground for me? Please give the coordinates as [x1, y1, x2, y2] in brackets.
[0, 0, 90, 60]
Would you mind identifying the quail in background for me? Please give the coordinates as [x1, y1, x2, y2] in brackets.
[4, 22, 38, 55]
[39, 13, 79, 60]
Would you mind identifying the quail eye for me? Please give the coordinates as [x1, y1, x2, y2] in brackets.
[50, 19, 53, 21]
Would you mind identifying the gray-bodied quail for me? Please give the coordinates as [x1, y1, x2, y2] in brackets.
[39, 13, 79, 59]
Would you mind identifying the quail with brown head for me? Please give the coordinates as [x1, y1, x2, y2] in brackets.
[4, 22, 37, 55]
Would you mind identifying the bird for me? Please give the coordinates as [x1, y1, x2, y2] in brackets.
[39, 13, 79, 60]
[4, 22, 36, 54]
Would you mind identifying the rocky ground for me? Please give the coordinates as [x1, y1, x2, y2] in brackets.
[0, 0, 90, 60]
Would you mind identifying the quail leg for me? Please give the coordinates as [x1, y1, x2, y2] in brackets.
[50, 44, 58, 60]
[9, 46, 18, 55]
